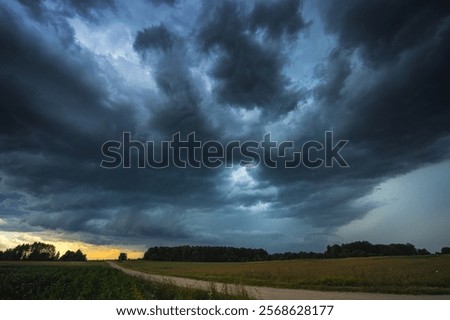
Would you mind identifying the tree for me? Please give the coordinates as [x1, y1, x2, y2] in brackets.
[28, 242, 59, 261]
[325, 244, 343, 258]
[60, 249, 87, 261]
[0, 242, 58, 261]
[118, 252, 127, 262]
[441, 247, 450, 254]
[5, 243, 31, 260]
[417, 248, 431, 255]
[143, 246, 269, 262]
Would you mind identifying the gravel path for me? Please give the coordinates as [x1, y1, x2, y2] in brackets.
[107, 261, 449, 300]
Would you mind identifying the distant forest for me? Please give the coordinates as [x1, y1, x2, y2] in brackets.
[1, 241, 449, 262]
[0, 242, 86, 261]
[143, 242, 450, 262]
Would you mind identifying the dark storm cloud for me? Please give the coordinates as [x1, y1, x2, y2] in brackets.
[133, 23, 216, 139]
[0, 0, 230, 243]
[17, 0, 46, 20]
[313, 48, 351, 105]
[1, 0, 449, 252]
[323, 0, 450, 65]
[197, 1, 306, 116]
[319, 0, 450, 165]
[18, 0, 116, 22]
[63, 0, 116, 21]
[0, 3, 202, 243]
[254, 0, 450, 228]
[133, 24, 175, 54]
[148, 0, 176, 7]
[0, 7, 132, 158]
[273, 179, 378, 227]
[26, 195, 191, 240]
[250, 0, 309, 39]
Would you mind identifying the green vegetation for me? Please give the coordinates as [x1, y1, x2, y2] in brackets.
[0, 262, 248, 299]
[122, 255, 450, 295]
[0, 242, 59, 261]
[144, 245, 269, 262]
[0, 242, 88, 262]
[323, 241, 431, 258]
[118, 252, 128, 262]
[60, 250, 87, 261]
[1, 241, 449, 298]
[141, 242, 434, 262]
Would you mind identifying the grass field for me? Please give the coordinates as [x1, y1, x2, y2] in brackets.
[0, 261, 247, 299]
[121, 255, 450, 295]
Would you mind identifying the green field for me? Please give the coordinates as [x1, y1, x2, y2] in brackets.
[0, 261, 246, 299]
[121, 255, 450, 295]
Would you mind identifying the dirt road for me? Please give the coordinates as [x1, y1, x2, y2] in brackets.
[107, 261, 449, 300]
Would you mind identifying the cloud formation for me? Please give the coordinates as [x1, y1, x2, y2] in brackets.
[0, 0, 449, 253]
[197, 1, 306, 116]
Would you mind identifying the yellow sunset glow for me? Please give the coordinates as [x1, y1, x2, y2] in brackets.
[0, 231, 143, 260]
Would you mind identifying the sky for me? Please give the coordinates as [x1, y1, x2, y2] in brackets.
[0, 0, 449, 259]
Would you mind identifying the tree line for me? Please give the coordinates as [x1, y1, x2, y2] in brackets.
[269, 241, 435, 260]
[143, 245, 269, 262]
[323, 241, 431, 258]
[143, 242, 450, 262]
[2, 241, 449, 262]
[0, 242, 87, 261]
